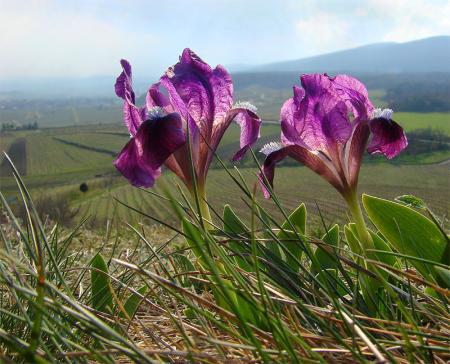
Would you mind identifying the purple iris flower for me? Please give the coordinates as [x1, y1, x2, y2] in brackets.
[259, 74, 408, 201]
[114, 49, 261, 190]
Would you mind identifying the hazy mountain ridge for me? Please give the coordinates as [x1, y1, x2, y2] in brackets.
[241, 36, 450, 73]
[1, 36, 449, 101]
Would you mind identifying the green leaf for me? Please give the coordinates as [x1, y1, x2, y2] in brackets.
[276, 203, 307, 269]
[347, 223, 397, 268]
[223, 205, 252, 271]
[435, 267, 450, 289]
[395, 194, 426, 209]
[369, 231, 397, 267]
[182, 218, 206, 263]
[344, 226, 380, 313]
[313, 224, 339, 273]
[349, 224, 397, 281]
[91, 253, 113, 313]
[281, 203, 306, 234]
[119, 285, 148, 319]
[172, 253, 197, 287]
[362, 194, 448, 281]
[344, 225, 362, 256]
[314, 269, 347, 297]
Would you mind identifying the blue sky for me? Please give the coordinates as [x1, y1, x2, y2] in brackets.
[1, 0, 449, 78]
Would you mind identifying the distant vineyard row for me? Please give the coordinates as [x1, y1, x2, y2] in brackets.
[70, 164, 449, 230]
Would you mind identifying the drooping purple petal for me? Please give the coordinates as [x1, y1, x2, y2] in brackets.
[259, 144, 345, 198]
[164, 146, 193, 186]
[135, 112, 186, 170]
[114, 113, 186, 187]
[232, 108, 261, 161]
[114, 139, 160, 188]
[195, 103, 261, 173]
[115, 59, 145, 136]
[210, 103, 261, 162]
[344, 121, 371, 189]
[368, 117, 408, 159]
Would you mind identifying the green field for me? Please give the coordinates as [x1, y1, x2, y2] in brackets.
[2, 110, 447, 181]
[0, 105, 123, 128]
[59, 163, 447, 229]
[396, 112, 450, 133]
[1, 111, 449, 229]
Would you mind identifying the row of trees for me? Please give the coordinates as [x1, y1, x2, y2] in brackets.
[1, 121, 39, 132]
[232, 72, 450, 113]
[385, 82, 450, 112]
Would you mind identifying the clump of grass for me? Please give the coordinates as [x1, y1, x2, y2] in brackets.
[1, 154, 449, 363]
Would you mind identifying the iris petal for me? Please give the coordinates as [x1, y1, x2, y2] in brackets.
[136, 113, 186, 169]
[259, 145, 344, 199]
[329, 75, 373, 118]
[280, 86, 304, 145]
[115, 50, 261, 189]
[114, 139, 160, 188]
[146, 82, 172, 112]
[158, 49, 260, 182]
[216, 106, 262, 161]
[297, 94, 352, 153]
[368, 117, 408, 159]
[344, 122, 371, 189]
[115, 59, 134, 102]
[263, 73, 406, 198]
[114, 113, 186, 187]
[115, 59, 145, 136]
[164, 48, 233, 137]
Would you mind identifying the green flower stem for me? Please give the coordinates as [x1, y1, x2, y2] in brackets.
[345, 191, 374, 254]
[195, 184, 213, 230]
[345, 191, 379, 313]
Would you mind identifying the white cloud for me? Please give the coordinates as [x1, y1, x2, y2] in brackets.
[293, 0, 449, 58]
[295, 13, 353, 56]
[0, 1, 156, 78]
[1, 0, 448, 78]
[366, 0, 450, 42]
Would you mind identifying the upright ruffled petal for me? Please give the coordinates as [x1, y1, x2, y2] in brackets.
[164, 48, 233, 137]
[157, 49, 245, 182]
[115, 59, 145, 136]
[300, 74, 331, 97]
[368, 117, 408, 159]
[329, 75, 373, 119]
[122, 103, 147, 137]
[295, 86, 352, 153]
[146, 82, 172, 112]
[259, 144, 345, 198]
[280, 86, 305, 145]
[115, 60, 134, 101]
[114, 113, 186, 187]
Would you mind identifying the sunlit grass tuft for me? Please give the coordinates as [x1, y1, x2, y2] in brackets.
[1, 155, 449, 363]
